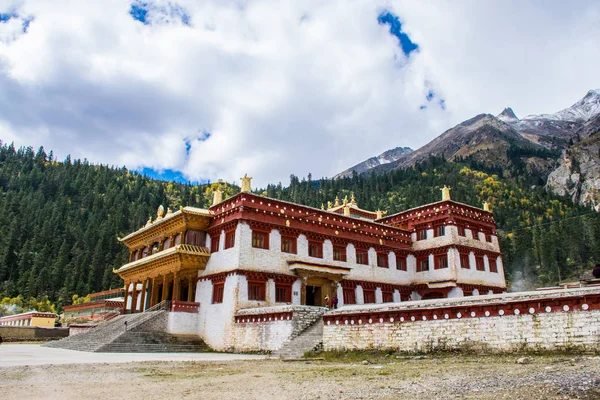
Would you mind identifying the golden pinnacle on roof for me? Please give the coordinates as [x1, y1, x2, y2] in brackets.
[321, 203, 325, 210]
[240, 174, 252, 193]
[327, 201, 333, 210]
[483, 201, 491, 212]
[441, 185, 451, 201]
[156, 205, 164, 221]
[144, 216, 152, 227]
[212, 187, 223, 206]
[350, 192, 356, 205]
[343, 195, 348, 206]
[166, 207, 173, 216]
[334, 196, 340, 207]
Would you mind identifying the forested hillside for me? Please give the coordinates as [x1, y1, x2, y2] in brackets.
[2, 141, 600, 311]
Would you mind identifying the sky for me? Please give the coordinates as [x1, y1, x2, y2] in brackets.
[0, 0, 599, 187]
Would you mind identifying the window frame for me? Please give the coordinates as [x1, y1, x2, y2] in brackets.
[435, 225, 445, 237]
[490, 258, 499, 273]
[475, 256, 485, 271]
[343, 288, 356, 305]
[224, 230, 235, 249]
[418, 229, 428, 241]
[247, 281, 266, 301]
[308, 240, 323, 258]
[457, 225, 466, 237]
[333, 245, 347, 262]
[281, 235, 297, 254]
[210, 235, 220, 253]
[416, 257, 429, 272]
[355, 249, 369, 265]
[382, 291, 394, 303]
[396, 255, 407, 271]
[434, 254, 448, 269]
[275, 284, 292, 303]
[460, 253, 470, 269]
[251, 230, 270, 250]
[212, 282, 224, 304]
[363, 289, 376, 304]
[376, 252, 389, 268]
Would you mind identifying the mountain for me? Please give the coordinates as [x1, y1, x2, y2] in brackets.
[336, 89, 600, 206]
[334, 146, 413, 178]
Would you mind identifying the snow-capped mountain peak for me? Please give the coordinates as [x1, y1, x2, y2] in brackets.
[497, 107, 519, 122]
[522, 89, 600, 122]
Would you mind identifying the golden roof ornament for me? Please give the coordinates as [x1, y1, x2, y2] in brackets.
[240, 174, 252, 193]
[166, 207, 173, 216]
[376, 210, 384, 219]
[327, 201, 333, 210]
[483, 201, 491, 212]
[350, 192, 356, 206]
[156, 205, 164, 220]
[320, 203, 325, 210]
[441, 185, 451, 201]
[343, 205, 351, 216]
[145, 216, 152, 227]
[212, 187, 223, 206]
[343, 195, 348, 206]
[334, 196, 340, 207]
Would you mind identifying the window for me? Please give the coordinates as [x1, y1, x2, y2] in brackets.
[418, 229, 427, 240]
[252, 230, 269, 249]
[356, 249, 368, 265]
[435, 225, 445, 237]
[396, 256, 407, 271]
[152, 241, 160, 254]
[382, 291, 394, 303]
[210, 236, 220, 253]
[435, 255, 448, 269]
[308, 241, 323, 258]
[475, 256, 485, 271]
[163, 237, 171, 250]
[174, 233, 182, 246]
[275, 284, 291, 303]
[333, 245, 347, 262]
[343, 288, 356, 305]
[363, 289, 375, 304]
[490, 258, 499, 273]
[460, 253, 470, 269]
[185, 230, 205, 246]
[212, 283, 224, 304]
[486, 233, 493, 243]
[142, 246, 150, 258]
[457, 225, 466, 237]
[281, 236, 297, 254]
[377, 253, 389, 268]
[417, 257, 429, 272]
[224, 230, 235, 249]
[248, 282, 266, 301]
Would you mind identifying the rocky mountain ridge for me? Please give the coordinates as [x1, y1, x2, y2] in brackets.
[334, 146, 413, 178]
[337, 89, 600, 208]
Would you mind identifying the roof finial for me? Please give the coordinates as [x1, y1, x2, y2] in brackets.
[240, 174, 252, 193]
[350, 192, 356, 206]
[166, 207, 173, 216]
[145, 216, 152, 227]
[212, 187, 223, 206]
[156, 205, 164, 220]
[334, 196, 340, 207]
[483, 201, 491, 212]
[343, 195, 348, 206]
[441, 185, 451, 201]
[321, 203, 325, 210]
[327, 201, 333, 210]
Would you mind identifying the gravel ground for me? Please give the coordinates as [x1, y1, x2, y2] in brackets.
[1, 354, 600, 399]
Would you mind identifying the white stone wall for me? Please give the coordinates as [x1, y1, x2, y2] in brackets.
[167, 312, 199, 335]
[232, 319, 294, 352]
[324, 310, 600, 353]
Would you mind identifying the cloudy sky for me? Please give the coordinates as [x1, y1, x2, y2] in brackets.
[0, 0, 599, 187]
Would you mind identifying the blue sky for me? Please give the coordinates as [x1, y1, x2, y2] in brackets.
[1, 1, 599, 187]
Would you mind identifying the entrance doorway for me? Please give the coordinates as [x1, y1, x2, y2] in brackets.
[306, 285, 323, 306]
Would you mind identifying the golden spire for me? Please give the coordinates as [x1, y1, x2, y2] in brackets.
[350, 192, 356, 206]
[156, 205, 164, 221]
[483, 201, 491, 212]
[240, 174, 252, 193]
[334, 196, 340, 207]
[327, 201, 333, 210]
[320, 203, 325, 210]
[212, 187, 223, 206]
[166, 207, 173, 216]
[343, 205, 350, 216]
[376, 210, 383, 219]
[441, 185, 451, 201]
[145, 216, 152, 227]
[343, 195, 348, 206]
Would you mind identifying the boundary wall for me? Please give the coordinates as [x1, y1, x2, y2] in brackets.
[323, 287, 600, 353]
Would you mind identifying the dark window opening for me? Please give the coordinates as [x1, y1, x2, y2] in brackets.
[417, 257, 429, 272]
[210, 235, 220, 253]
[396, 256, 407, 271]
[224, 230, 235, 249]
[460, 254, 470, 269]
[343, 288, 356, 305]
[281, 236, 297, 254]
[377, 253, 389, 268]
[252, 230, 269, 249]
[418, 229, 427, 240]
[435, 255, 448, 269]
[475, 256, 485, 271]
[356, 250, 368, 265]
[308, 241, 323, 258]
[435, 225, 445, 237]
[363, 289, 376, 304]
[248, 282, 266, 301]
[333, 245, 347, 262]
[212, 283, 224, 304]
[275, 285, 291, 303]
[382, 291, 394, 303]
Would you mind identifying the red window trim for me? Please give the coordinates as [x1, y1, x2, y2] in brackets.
[252, 230, 270, 249]
[308, 240, 323, 258]
[281, 235, 297, 254]
[212, 282, 224, 304]
[224, 230, 235, 249]
[333, 245, 347, 262]
[356, 249, 369, 265]
[376, 252, 389, 268]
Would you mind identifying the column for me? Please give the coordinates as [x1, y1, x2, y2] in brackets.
[131, 282, 138, 313]
[151, 277, 158, 307]
[300, 276, 307, 305]
[140, 279, 148, 311]
[161, 275, 168, 301]
[173, 272, 181, 302]
[187, 277, 194, 302]
[123, 282, 130, 314]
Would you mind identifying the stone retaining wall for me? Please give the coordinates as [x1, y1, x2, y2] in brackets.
[323, 287, 600, 353]
[0, 326, 69, 342]
[231, 305, 326, 352]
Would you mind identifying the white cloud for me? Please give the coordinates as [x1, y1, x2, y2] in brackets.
[0, 0, 598, 187]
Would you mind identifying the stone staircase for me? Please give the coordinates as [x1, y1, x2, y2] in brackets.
[44, 311, 210, 353]
[274, 319, 324, 359]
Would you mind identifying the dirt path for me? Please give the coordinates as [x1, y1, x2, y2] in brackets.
[1, 354, 599, 399]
